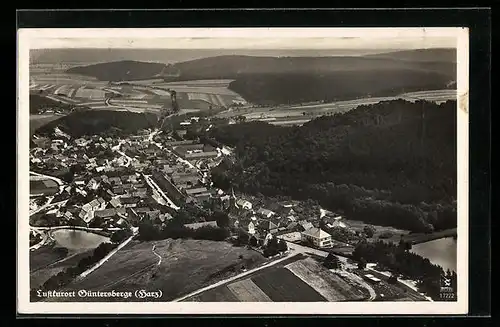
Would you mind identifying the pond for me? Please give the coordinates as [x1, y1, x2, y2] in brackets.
[51, 229, 110, 251]
[411, 237, 457, 273]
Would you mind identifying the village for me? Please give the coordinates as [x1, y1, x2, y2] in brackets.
[29, 114, 375, 256]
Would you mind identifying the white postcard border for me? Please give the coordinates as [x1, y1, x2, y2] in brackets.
[17, 27, 469, 315]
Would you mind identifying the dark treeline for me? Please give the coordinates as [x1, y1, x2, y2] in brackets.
[36, 110, 158, 137]
[137, 218, 230, 242]
[352, 240, 457, 300]
[209, 100, 457, 233]
[31, 241, 117, 301]
[229, 70, 452, 105]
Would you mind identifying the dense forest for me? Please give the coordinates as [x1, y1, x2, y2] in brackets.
[67, 60, 166, 81]
[30, 94, 75, 114]
[228, 70, 452, 105]
[35, 110, 159, 137]
[209, 99, 457, 233]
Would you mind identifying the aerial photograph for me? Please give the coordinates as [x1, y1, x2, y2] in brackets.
[27, 32, 459, 304]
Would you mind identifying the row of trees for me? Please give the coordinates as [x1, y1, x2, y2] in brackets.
[352, 240, 457, 300]
[137, 218, 230, 242]
[209, 100, 457, 233]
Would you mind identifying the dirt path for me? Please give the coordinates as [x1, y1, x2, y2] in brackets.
[152, 244, 162, 266]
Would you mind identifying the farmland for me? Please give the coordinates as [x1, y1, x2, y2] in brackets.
[46, 239, 266, 302]
[216, 89, 457, 126]
[29, 68, 248, 124]
[185, 254, 370, 302]
[285, 257, 368, 301]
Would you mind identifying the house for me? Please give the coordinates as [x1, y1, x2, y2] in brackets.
[363, 274, 382, 284]
[109, 177, 122, 186]
[248, 221, 256, 235]
[109, 198, 122, 208]
[298, 221, 314, 232]
[119, 196, 139, 208]
[94, 208, 119, 219]
[236, 199, 253, 210]
[259, 220, 279, 234]
[301, 227, 333, 248]
[184, 221, 218, 230]
[257, 208, 275, 219]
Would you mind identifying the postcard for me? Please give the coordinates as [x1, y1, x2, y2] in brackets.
[17, 27, 469, 314]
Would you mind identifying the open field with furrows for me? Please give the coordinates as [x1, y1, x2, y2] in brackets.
[251, 267, 327, 302]
[216, 89, 457, 122]
[285, 257, 368, 301]
[49, 239, 266, 302]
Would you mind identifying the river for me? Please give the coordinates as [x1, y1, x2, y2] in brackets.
[51, 229, 110, 251]
[411, 237, 457, 272]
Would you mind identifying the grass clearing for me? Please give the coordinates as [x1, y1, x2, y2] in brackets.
[51, 239, 266, 302]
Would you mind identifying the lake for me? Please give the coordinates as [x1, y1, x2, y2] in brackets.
[51, 229, 109, 251]
[411, 237, 457, 272]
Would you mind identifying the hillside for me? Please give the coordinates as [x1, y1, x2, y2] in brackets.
[209, 99, 457, 233]
[167, 53, 456, 80]
[35, 110, 158, 137]
[365, 48, 457, 63]
[228, 69, 452, 104]
[30, 94, 74, 114]
[66, 60, 167, 81]
[66, 49, 456, 82]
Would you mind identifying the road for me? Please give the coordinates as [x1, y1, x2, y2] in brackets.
[143, 174, 180, 210]
[76, 230, 138, 281]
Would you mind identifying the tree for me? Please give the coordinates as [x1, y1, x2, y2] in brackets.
[212, 210, 230, 228]
[324, 253, 341, 269]
[110, 229, 131, 244]
[358, 257, 367, 269]
[388, 274, 398, 284]
[277, 239, 288, 252]
[363, 225, 376, 238]
[249, 236, 258, 247]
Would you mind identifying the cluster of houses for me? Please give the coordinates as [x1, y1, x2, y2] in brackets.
[228, 196, 349, 249]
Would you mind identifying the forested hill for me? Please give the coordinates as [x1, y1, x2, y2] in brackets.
[228, 69, 452, 104]
[364, 48, 457, 63]
[66, 60, 167, 81]
[66, 49, 456, 82]
[210, 99, 457, 233]
[35, 110, 158, 137]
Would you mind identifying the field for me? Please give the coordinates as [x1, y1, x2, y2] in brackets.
[285, 257, 367, 301]
[186, 254, 371, 302]
[30, 70, 248, 119]
[216, 89, 457, 126]
[46, 239, 266, 302]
